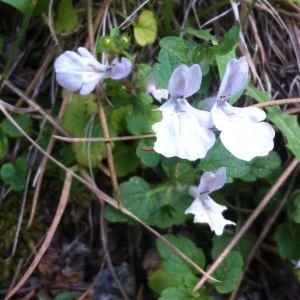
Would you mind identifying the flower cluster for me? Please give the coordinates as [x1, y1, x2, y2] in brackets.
[54, 47, 132, 95]
[150, 57, 275, 162]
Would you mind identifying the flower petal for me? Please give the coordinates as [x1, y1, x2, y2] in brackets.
[109, 57, 132, 80]
[168, 64, 202, 99]
[220, 120, 275, 161]
[198, 167, 226, 195]
[54, 47, 108, 94]
[216, 56, 249, 101]
[185, 195, 236, 235]
[211, 102, 266, 132]
[152, 99, 215, 160]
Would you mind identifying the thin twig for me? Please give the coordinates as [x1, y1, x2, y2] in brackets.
[52, 133, 156, 142]
[252, 98, 300, 108]
[96, 86, 122, 208]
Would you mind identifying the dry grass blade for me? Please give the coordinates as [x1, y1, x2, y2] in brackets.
[4, 171, 73, 300]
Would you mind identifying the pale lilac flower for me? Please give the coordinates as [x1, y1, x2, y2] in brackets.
[292, 260, 300, 269]
[185, 167, 235, 235]
[152, 64, 215, 161]
[210, 57, 275, 161]
[54, 47, 132, 95]
[146, 74, 169, 102]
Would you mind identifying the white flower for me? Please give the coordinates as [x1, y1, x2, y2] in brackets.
[292, 260, 300, 269]
[152, 64, 215, 161]
[146, 74, 169, 102]
[54, 47, 132, 95]
[210, 57, 275, 161]
[185, 167, 235, 235]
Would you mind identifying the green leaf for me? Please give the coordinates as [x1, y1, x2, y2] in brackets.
[61, 95, 115, 167]
[218, 22, 240, 55]
[0, 130, 8, 159]
[1, 156, 27, 191]
[153, 37, 190, 88]
[134, 10, 157, 46]
[212, 233, 253, 262]
[1, 0, 49, 15]
[109, 104, 133, 134]
[274, 222, 300, 260]
[160, 286, 191, 300]
[136, 139, 160, 167]
[156, 234, 205, 281]
[159, 37, 190, 63]
[193, 22, 240, 64]
[54, 0, 78, 34]
[146, 199, 187, 229]
[199, 140, 249, 182]
[1, 0, 34, 14]
[105, 176, 158, 223]
[240, 151, 281, 182]
[212, 251, 243, 293]
[2, 115, 33, 138]
[148, 268, 181, 294]
[126, 106, 161, 135]
[291, 193, 300, 223]
[181, 27, 216, 41]
[246, 84, 300, 161]
[113, 145, 140, 177]
[133, 63, 153, 92]
[54, 291, 81, 300]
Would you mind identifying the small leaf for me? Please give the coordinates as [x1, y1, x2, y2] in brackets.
[193, 22, 240, 64]
[240, 151, 281, 182]
[134, 10, 157, 46]
[2, 115, 33, 138]
[160, 286, 190, 300]
[126, 106, 161, 135]
[212, 233, 253, 262]
[199, 140, 249, 182]
[54, 0, 78, 34]
[105, 177, 158, 223]
[274, 222, 300, 260]
[291, 193, 300, 223]
[54, 291, 81, 300]
[156, 234, 205, 281]
[212, 251, 243, 294]
[113, 145, 140, 177]
[136, 139, 159, 167]
[0, 156, 27, 191]
[0, 130, 8, 159]
[181, 27, 216, 41]
[148, 268, 181, 294]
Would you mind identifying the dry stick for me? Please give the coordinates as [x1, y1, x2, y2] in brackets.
[0, 104, 218, 300]
[16, 44, 59, 107]
[3, 79, 68, 136]
[229, 168, 298, 300]
[253, 98, 300, 108]
[87, 0, 94, 52]
[80, 167, 130, 300]
[4, 170, 73, 300]
[96, 86, 122, 207]
[52, 133, 156, 142]
[192, 157, 299, 292]
[84, 0, 112, 50]
[28, 91, 72, 227]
